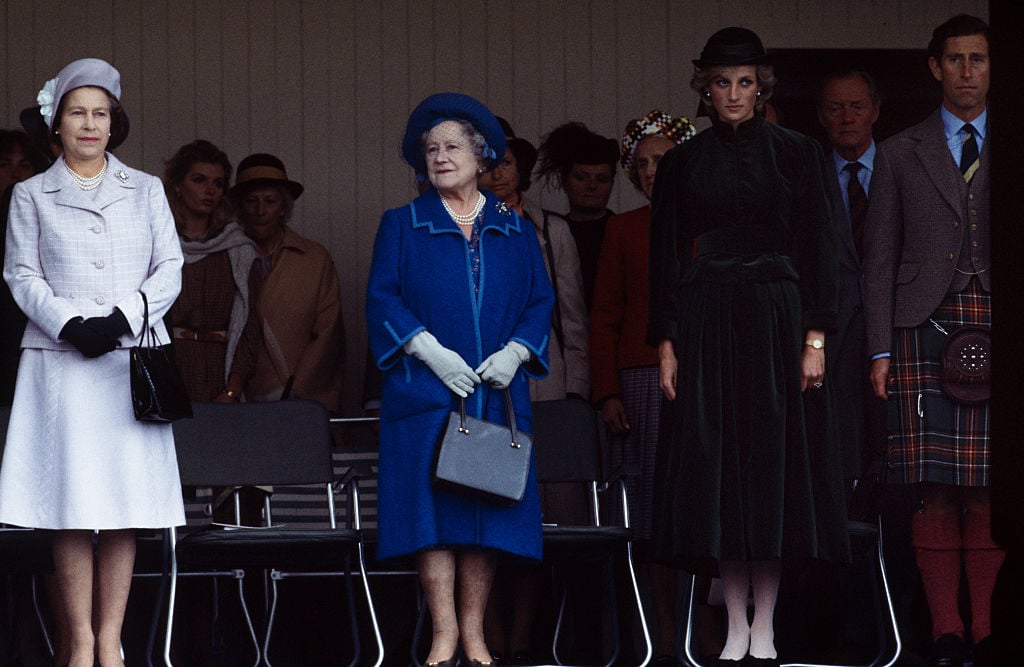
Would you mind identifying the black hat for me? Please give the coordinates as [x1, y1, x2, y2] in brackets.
[230, 153, 304, 200]
[693, 27, 768, 68]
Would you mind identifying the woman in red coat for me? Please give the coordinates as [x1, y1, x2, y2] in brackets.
[590, 110, 695, 663]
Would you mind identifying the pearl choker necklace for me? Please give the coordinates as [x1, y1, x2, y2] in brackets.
[65, 159, 108, 191]
[441, 192, 485, 226]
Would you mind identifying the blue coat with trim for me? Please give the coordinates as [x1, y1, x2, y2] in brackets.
[366, 188, 553, 561]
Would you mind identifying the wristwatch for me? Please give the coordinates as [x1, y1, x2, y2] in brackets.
[805, 338, 824, 350]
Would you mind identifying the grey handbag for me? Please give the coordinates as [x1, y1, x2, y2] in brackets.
[433, 389, 533, 506]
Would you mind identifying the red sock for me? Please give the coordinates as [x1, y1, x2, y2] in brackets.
[912, 510, 964, 640]
[962, 508, 1004, 641]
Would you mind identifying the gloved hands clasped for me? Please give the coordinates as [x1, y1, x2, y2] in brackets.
[60, 309, 130, 358]
[405, 331, 480, 398]
[475, 341, 530, 389]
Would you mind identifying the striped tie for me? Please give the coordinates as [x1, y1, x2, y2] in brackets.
[845, 162, 868, 259]
[960, 123, 979, 181]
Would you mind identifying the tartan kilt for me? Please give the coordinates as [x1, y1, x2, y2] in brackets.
[886, 277, 991, 487]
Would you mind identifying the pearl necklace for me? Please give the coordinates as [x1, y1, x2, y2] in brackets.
[440, 192, 485, 226]
[65, 159, 108, 191]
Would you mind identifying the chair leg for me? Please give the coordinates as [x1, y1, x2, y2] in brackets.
[622, 543, 653, 667]
[163, 549, 179, 667]
[870, 518, 901, 667]
[550, 572, 569, 666]
[234, 575, 262, 667]
[356, 542, 385, 667]
[681, 574, 703, 667]
[263, 576, 279, 667]
[30, 574, 55, 659]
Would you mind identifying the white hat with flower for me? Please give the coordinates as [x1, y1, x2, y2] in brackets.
[37, 58, 122, 130]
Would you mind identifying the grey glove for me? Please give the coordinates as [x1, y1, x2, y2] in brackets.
[475, 341, 530, 389]
[405, 330, 480, 398]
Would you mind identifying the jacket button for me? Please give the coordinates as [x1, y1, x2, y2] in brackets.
[952, 221, 960, 228]
[95, 296, 106, 305]
[970, 224, 977, 231]
[94, 261, 104, 269]
[91, 225, 103, 234]
[946, 252, 955, 261]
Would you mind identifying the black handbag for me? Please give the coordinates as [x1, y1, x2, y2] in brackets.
[433, 389, 532, 506]
[129, 292, 193, 422]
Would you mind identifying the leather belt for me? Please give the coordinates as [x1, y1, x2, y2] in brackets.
[173, 327, 228, 343]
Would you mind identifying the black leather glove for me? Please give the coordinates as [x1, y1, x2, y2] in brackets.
[59, 317, 118, 358]
[83, 308, 130, 343]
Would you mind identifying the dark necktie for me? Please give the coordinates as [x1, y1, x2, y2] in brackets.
[960, 123, 979, 181]
[845, 162, 868, 259]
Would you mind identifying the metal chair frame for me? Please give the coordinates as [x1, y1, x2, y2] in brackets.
[161, 400, 383, 667]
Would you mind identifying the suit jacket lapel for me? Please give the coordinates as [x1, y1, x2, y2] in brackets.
[94, 155, 132, 210]
[914, 110, 965, 215]
[45, 153, 130, 215]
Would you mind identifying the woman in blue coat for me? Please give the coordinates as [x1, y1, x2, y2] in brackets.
[366, 93, 553, 666]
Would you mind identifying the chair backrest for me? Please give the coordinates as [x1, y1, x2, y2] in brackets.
[172, 399, 334, 487]
[532, 398, 602, 483]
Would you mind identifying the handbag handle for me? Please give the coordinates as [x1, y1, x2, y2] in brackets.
[140, 292, 164, 348]
[457, 389, 523, 449]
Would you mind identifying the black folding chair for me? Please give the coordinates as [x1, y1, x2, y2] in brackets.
[533, 398, 653, 667]
[163, 400, 382, 667]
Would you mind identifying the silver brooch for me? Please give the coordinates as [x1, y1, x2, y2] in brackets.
[496, 201, 511, 216]
[115, 169, 129, 183]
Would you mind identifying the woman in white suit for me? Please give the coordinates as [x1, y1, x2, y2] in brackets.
[0, 59, 184, 667]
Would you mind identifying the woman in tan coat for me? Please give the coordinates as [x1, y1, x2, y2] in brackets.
[231, 153, 345, 411]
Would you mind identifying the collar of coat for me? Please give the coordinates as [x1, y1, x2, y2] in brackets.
[410, 188, 523, 237]
[41, 152, 138, 214]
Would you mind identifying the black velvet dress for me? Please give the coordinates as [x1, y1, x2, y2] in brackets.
[647, 115, 849, 574]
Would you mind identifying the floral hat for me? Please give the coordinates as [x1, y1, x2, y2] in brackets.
[36, 58, 130, 149]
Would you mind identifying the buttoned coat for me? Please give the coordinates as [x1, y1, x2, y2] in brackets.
[0, 153, 185, 530]
[862, 110, 990, 356]
[4, 153, 182, 346]
[366, 188, 553, 561]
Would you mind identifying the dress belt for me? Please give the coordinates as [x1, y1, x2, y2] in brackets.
[695, 226, 788, 256]
[173, 327, 228, 343]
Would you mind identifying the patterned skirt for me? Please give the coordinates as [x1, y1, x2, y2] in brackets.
[607, 366, 661, 540]
[887, 277, 991, 487]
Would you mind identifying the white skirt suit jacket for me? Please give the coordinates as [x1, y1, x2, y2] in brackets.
[0, 153, 186, 529]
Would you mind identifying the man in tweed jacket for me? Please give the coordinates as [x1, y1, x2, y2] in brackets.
[862, 14, 998, 666]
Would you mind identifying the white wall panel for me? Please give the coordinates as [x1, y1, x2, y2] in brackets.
[1, 0, 990, 414]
